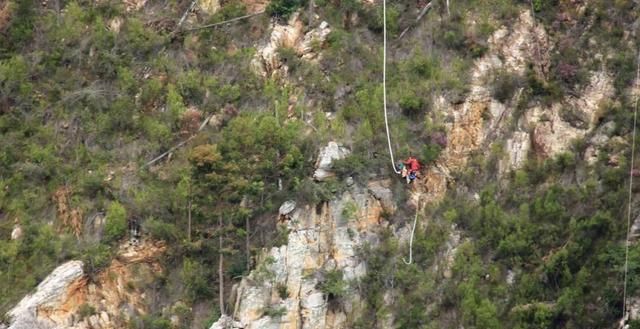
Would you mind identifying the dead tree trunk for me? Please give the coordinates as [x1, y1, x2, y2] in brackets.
[219, 215, 225, 315]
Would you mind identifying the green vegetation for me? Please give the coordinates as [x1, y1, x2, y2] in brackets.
[77, 303, 97, 320]
[317, 269, 347, 300]
[103, 201, 127, 244]
[1, 0, 639, 327]
[267, 0, 307, 19]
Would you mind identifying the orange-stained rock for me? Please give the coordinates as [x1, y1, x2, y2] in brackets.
[6, 240, 165, 329]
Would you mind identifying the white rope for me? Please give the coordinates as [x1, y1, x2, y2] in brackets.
[383, 0, 400, 174]
[403, 200, 421, 265]
[622, 49, 640, 326]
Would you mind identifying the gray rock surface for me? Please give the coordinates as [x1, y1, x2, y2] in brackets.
[313, 142, 350, 181]
[278, 201, 297, 217]
[6, 261, 84, 329]
[213, 186, 386, 329]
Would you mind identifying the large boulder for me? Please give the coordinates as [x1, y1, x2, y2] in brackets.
[279, 201, 297, 217]
[313, 142, 350, 181]
[6, 261, 85, 329]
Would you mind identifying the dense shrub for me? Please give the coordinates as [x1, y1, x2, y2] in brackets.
[103, 201, 127, 243]
[492, 69, 523, 103]
[317, 269, 347, 300]
[399, 92, 423, 117]
[266, 0, 307, 19]
[144, 218, 180, 243]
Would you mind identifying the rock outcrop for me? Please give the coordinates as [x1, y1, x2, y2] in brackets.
[433, 10, 612, 180]
[252, 15, 331, 78]
[199, 0, 220, 14]
[7, 261, 85, 329]
[210, 184, 392, 329]
[528, 72, 613, 158]
[313, 142, 350, 181]
[4, 240, 166, 329]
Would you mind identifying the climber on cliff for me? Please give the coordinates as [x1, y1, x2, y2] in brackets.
[397, 155, 421, 184]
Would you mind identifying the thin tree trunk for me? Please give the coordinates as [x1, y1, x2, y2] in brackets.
[446, 0, 450, 16]
[55, 0, 60, 24]
[246, 216, 250, 271]
[187, 181, 192, 242]
[308, 0, 314, 26]
[274, 100, 280, 126]
[219, 215, 225, 315]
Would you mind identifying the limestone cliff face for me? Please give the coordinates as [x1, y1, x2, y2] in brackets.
[432, 10, 613, 183]
[251, 14, 332, 79]
[215, 9, 620, 328]
[4, 241, 165, 329]
[210, 182, 393, 329]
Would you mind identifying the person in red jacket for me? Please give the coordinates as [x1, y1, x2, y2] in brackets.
[402, 155, 421, 184]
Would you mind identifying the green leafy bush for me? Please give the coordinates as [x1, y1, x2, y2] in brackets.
[492, 69, 523, 103]
[144, 218, 180, 243]
[82, 243, 112, 279]
[399, 92, 423, 117]
[366, 5, 399, 36]
[103, 201, 127, 243]
[182, 258, 214, 301]
[266, 0, 307, 19]
[263, 305, 287, 317]
[77, 303, 97, 320]
[317, 269, 346, 300]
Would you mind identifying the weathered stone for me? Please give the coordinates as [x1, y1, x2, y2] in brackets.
[279, 201, 297, 217]
[5, 241, 166, 329]
[297, 21, 331, 60]
[209, 314, 234, 329]
[506, 270, 516, 285]
[501, 131, 530, 173]
[199, 0, 220, 14]
[228, 187, 384, 329]
[10, 224, 22, 240]
[367, 180, 395, 214]
[252, 16, 331, 78]
[313, 142, 350, 181]
[345, 177, 354, 186]
[7, 261, 85, 329]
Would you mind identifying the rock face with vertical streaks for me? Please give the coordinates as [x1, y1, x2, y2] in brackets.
[210, 184, 391, 329]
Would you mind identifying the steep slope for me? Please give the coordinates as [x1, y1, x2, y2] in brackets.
[2, 0, 640, 328]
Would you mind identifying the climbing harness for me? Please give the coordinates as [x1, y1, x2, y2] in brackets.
[622, 49, 640, 325]
[383, 0, 400, 175]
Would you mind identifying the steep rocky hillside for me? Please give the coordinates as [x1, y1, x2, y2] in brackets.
[1, 0, 640, 328]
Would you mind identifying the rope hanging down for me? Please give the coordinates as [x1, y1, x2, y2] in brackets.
[403, 199, 422, 264]
[383, 0, 400, 174]
[622, 49, 640, 326]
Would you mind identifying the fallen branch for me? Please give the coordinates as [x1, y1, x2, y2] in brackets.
[397, 2, 433, 41]
[174, 0, 198, 33]
[142, 136, 196, 168]
[179, 11, 266, 33]
[142, 113, 215, 168]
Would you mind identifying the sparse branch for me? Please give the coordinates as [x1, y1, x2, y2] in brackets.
[142, 113, 214, 168]
[179, 11, 266, 33]
[397, 2, 433, 41]
[176, 0, 198, 32]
